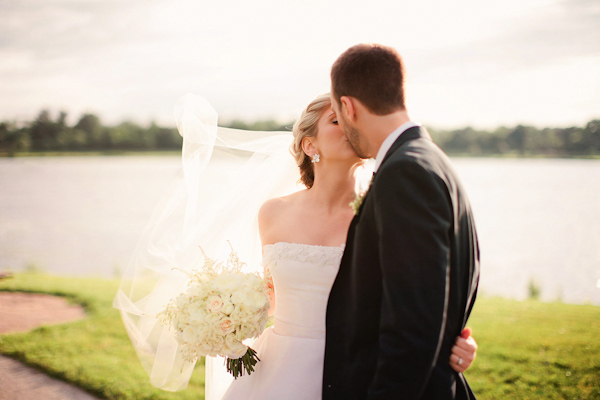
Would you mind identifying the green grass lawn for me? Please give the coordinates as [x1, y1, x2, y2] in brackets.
[0, 273, 204, 400]
[1, 273, 599, 399]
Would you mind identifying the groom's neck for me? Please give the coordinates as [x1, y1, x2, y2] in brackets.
[361, 109, 411, 157]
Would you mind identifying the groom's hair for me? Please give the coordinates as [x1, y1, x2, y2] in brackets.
[331, 44, 406, 115]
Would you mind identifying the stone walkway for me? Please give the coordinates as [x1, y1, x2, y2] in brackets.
[0, 292, 102, 400]
[0, 292, 87, 334]
[0, 355, 100, 400]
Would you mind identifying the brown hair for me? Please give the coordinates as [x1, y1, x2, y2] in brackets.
[331, 43, 406, 115]
[290, 93, 331, 188]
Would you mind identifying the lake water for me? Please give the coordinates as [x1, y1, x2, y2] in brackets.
[1, 156, 599, 305]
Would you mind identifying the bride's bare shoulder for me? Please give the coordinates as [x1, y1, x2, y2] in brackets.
[259, 191, 305, 221]
[258, 191, 307, 245]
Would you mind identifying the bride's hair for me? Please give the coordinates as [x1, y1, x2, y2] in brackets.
[290, 93, 331, 188]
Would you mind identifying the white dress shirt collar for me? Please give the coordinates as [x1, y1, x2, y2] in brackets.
[373, 121, 420, 172]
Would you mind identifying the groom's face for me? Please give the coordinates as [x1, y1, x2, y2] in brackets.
[330, 93, 369, 159]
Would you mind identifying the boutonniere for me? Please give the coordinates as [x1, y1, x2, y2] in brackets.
[350, 169, 375, 215]
[349, 192, 366, 215]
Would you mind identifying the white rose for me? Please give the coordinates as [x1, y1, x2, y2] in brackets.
[225, 332, 239, 348]
[222, 334, 247, 358]
[203, 312, 220, 331]
[228, 341, 249, 358]
[221, 299, 234, 315]
[228, 305, 244, 325]
[235, 323, 253, 341]
[182, 326, 196, 343]
[197, 342, 211, 356]
[187, 302, 205, 322]
[201, 336, 219, 355]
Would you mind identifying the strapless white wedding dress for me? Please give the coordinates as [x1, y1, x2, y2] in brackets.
[221, 242, 344, 400]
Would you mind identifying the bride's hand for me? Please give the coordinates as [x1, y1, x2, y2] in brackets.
[449, 327, 477, 373]
[266, 276, 276, 316]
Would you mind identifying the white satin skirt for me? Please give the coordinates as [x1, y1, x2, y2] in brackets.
[221, 326, 325, 400]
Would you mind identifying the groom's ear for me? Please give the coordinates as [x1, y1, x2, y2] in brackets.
[340, 96, 356, 122]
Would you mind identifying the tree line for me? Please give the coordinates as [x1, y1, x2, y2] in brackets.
[0, 109, 598, 157]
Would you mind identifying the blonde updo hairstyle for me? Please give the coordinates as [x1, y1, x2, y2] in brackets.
[290, 93, 331, 188]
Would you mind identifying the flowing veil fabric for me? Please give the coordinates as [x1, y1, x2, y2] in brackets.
[113, 94, 301, 396]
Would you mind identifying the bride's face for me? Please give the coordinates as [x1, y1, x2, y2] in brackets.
[313, 105, 361, 163]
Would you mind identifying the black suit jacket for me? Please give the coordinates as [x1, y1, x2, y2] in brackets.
[323, 127, 479, 399]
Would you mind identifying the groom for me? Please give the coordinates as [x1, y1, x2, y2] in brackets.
[324, 44, 480, 399]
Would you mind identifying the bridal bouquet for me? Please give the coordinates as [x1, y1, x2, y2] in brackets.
[158, 243, 270, 378]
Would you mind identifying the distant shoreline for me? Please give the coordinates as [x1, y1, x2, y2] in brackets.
[2, 150, 599, 160]
[0, 150, 181, 158]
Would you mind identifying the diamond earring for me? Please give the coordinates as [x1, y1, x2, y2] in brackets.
[311, 153, 320, 163]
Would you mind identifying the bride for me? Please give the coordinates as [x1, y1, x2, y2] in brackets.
[219, 93, 477, 399]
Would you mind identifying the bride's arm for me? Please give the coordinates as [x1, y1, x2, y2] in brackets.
[258, 198, 282, 318]
[450, 327, 478, 373]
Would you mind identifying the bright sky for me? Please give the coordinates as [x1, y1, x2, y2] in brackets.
[1, 0, 598, 129]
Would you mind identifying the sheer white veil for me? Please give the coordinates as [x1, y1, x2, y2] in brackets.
[113, 94, 301, 395]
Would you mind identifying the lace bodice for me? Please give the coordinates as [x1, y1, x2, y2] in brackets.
[262, 242, 344, 339]
[263, 242, 344, 269]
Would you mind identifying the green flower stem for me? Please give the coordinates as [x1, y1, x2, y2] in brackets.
[226, 348, 261, 379]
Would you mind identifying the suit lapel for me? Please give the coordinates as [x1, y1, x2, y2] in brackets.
[377, 126, 431, 172]
[352, 127, 431, 221]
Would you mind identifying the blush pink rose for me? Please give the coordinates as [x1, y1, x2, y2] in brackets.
[219, 318, 235, 335]
[207, 295, 224, 313]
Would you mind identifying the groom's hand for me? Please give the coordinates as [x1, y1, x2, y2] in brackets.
[450, 327, 477, 373]
[460, 327, 472, 339]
